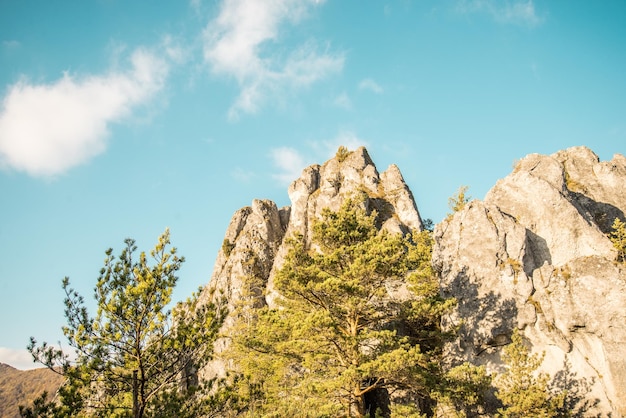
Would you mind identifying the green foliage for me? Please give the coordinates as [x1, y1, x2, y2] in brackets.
[433, 363, 492, 417]
[389, 404, 426, 418]
[609, 218, 626, 262]
[229, 199, 452, 417]
[336, 145, 351, 162]
[27, 229, 226, 418]
[222, 238, 235, 257]
[495, 330, 566, 418]
[447, 186, 471, 216]
[145, 377, 240, 418]
[19, 391, 57, 418]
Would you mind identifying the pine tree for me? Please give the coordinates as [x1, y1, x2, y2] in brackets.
[18, 392, 57, 418]
[609, 218, 626, 262]
[231, 199, 453, 417]
[433, 362, 492, 417]
[447, 186, 471, 215]
[26, 229, 226, 418]
[495, 330, 565, 418]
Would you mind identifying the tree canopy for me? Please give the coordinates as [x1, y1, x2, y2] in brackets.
[26, 229, 226, 418]
[495, 330, 566, 418]
[228, 199, 455, 417]
[19, 201, 596, 417]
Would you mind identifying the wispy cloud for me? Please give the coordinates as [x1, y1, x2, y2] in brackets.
[358, 78, 384, 94]
[456, 0, 543, 26]
[270, 146, 308, 185]
[161, 35, 187, 65]
[231, 166, 256, 182]
[2, 40, 21, 50]
[0, 347, 37, 370]
[0, 48, 169, 177]
[203, 0, 344, 120]
[318, 131, 368, 159]
[270, 131, 368, 185]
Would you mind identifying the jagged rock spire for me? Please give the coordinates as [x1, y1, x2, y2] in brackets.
[199, 146, 423, 379]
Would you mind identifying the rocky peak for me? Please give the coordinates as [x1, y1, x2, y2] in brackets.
[200, 146, 423, 377]
[199, 145, 626, 416]
[485, 146, 623, 266]
[435, 146, 626, 416]
[286, 146, 422, 242]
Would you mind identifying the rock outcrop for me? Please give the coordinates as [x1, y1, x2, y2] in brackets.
[199, 147, 423, 379]
[199, 145, 626, 416]
[434, 146, 626, 416]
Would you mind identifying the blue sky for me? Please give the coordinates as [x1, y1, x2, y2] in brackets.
[1, 0, 625, 369]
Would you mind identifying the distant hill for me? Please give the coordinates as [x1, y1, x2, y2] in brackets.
[0, 363, 64, 418]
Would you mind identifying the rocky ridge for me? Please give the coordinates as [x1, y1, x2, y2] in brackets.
[199, 145, 626, 416]
[434, 146, 626, 416]
[199, 147, 423, 379]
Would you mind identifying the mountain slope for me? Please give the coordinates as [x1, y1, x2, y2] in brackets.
[0, 363, 64, 418]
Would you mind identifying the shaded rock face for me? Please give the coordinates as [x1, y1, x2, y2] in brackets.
[434, 146, 626, 416]
[198, 198, 289, 380]
[199, 147, 423, 379]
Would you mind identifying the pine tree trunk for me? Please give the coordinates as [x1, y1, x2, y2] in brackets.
[133, 370, 139, 418]
[352, 384, 366, 418]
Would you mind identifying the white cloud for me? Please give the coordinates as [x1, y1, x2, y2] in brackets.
[0, 347, 38, 370]
[270, 131, 368, 185]
[457, 0, 543, 26]
[0, 344, 76, 370]
[270, 146, 308, 184]
[358, 78, 384, 94]
[0, 48, 169, 177]
[203, 0, 344, 120]
[161, 35, 187, 65]
[319, 131, 368, 159]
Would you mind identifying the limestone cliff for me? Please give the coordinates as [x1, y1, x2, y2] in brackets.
[199, 145, 626, 416]
[434, 146, 626, 416]
[199, 146, 423, 379]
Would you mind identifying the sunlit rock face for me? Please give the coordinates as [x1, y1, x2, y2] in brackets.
[434, 146, 626, 416]
[198, 146, 423, 380]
